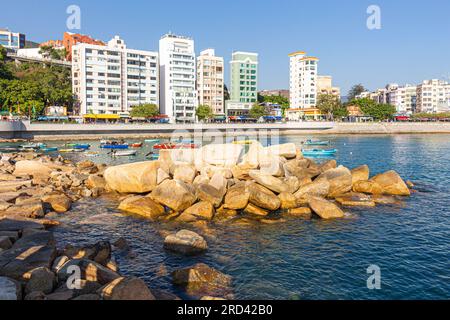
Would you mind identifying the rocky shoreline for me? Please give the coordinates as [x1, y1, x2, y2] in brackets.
[0, 142, 414, 300]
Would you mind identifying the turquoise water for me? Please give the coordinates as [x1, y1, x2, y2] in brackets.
[4, 135, 449, 300]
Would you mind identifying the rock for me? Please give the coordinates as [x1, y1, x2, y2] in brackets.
[406, 180, 415, 188]
[13, 160, 52, 178]
[294, 179, 330, 199]
[196, 144, 244, 168]
[98, 276, 155, 300]
[57, 259, 120, 285]
[5, 201, 45, 219]
[172, 263, 232, 298]
[0, 276, 21, 300]
[85, 175, 106, 190]
[42, 194, 72, 213]
[164, 230, 208, 255]
[283, 176, 301, 193]
[260, 155, 286, 177]
[104, 161, 160, 194]
[319, 160, 337, 173]
[118, 196, 165, 220]
[287, 207, 312, 219]
[353, 180, 383, 194]
[0, 236, 12, 250]
[24, 267, 56, 295]
[45, 290, 74, 300]
[0, 218, 45, 232]
[351, 165, 370, 185]
[244, 203, 269, 216]
[0, 180, 33, 192]
[215, 206, 238, 221]
[246, 182, 281, 211]
[201, 166, 233, 179]
[173, 164, 197, 184]
[201, 296, 226, 300]
[240, 141, 266, 168]
[51, 256, 69, 273]
[249, 170, 289, 194]
[0, 191, 24, 203]
[372, 194, 403, 205]
[179, 201, 215, 222]
[64, 241, 111, 266]
[265, 143, 297, 159]
[278, 192, 298, 210]
[150, 179, 196, 212]
[335, 193, 376, 207]
[224, 185, 249, 210]
[316, 166, 352, 198]
[112, 238, 129, 251]
[0, 231, 19, 243]
[24, 291, 46, 300]
[209, 173, 228, 197]
[76, 160, 95, 170]
[72, 293, 100, 300]
[370, 170, 411, 196]
[231, 164, 252, 180]
[157, 168, 170, 185]
[196, 184, 224, 208]
[309, 197, 345, 219]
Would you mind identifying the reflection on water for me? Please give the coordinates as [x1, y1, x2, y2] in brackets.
[3, 134, 450, 299]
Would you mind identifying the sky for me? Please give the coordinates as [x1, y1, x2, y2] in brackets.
[1, 0, 450, 94]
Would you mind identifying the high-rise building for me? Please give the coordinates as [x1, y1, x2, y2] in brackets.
[63, 32, 105, 61]
[159, 34, 197, 123]
[72, 36, 159, 116]
[197, 49, 224, 115]
[226, 51, 258, 116]
[289, 51, 319, 109]
[317, 76, 341, 99]
[386, 84, 417, 114]
[0, 28, 26, 50]
[416, 79, 450, 113]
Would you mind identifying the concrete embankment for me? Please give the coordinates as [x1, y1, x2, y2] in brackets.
[1, 121, 450, 141]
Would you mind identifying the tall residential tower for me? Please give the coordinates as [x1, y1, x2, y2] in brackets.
[197, 49, 225, 115]
[289, 51, 319, 109]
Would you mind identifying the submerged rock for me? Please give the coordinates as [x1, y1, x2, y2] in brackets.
[0, 276, 22, 300]
[118, 196, 165, 220]
[335, 193, 376, 207]
[164, 230, 208, 255]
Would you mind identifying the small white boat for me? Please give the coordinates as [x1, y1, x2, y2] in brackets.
[112, 150, 137, 157]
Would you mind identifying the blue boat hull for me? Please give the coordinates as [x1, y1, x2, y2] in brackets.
[100, 145, 129, 149]
[302, 149, 337, 157]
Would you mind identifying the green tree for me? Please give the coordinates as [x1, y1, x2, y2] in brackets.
[196, 104, 213, 121]
[347, 84, 367, 101]
[259, 94, 290, 117]
[352, 98, 396, 121]
[130, 104, 160, 118]
[249, 103, 268, 119]
[0, 45, 12, 80]
[316, 94, 342, 120]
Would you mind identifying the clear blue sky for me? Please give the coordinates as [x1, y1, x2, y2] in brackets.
[1, 0, 450, 94]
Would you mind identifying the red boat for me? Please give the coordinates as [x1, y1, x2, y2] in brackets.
[153, 143, 198, 150]
[130, 143, 143, 148]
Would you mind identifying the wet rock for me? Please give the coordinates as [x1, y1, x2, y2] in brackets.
[353, 180, 383, 195]
[112, 238, 129, 251]
[104, 161, 160, 194]
[244, 203, 269, 216]
[201, 296, 226, 300]
[294, 179, 330, 199]
[372, 194, 403, 205]
[98, 276, 155, 300]
[57, 259, 120, 285]
[370, 170, 411, 196]
[42, 194, 72, 213]
[224, 185, 249, 210]
[5, 201, 45, 219]
[0, 231, 19, 243]
[118, 196, 165, 220]
[51, 255, 69, 273]
[278, 192, 298, 210]
[24, 291, 46, 300]
[23, 267, 56, 295]
[178, 201, 215, 222]
[0, 218, 45, 232]
[287, 207, 312, 219]
[351, 165, 370, 185]
[215, 206, 239, 221]
[164, 230, 208, 255]
[316, 166, 353, 198]
[246, 182, 281, 211]
[0, 276, 22, 300]
[63, 241, 111, 266]
[0, 235, 13, 250]
[335, 193, 376, 207]
[150, 179, 196, 212]
[172, 263, 232, 298]
[309, 197, 345, 219]
[72, 293, 100, 300]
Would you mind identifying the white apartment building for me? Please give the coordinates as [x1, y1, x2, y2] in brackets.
[416, 79, 450, 113]
[159, 34, 197, 123]
[197, 49, 225, 115]
[72, 36, 159, 115]
[0, 28, 26, 50]
[386, 84, 417, 114]
[289, 51, 319, 109]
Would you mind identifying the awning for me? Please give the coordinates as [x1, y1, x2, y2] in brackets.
[83, 114, 120, 120]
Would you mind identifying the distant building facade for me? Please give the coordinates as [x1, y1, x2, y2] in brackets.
[63, 32, 105, 61]
[259, 89, 289, 100]
[72, 36, 159, 116]
[416, 79, 450, 113]
[159, 34, 197, 123]
[317, 75, 340, 99]
[0, 28, 26, 50]
[289, 51, 319, 109]
[197, 49, 225, 115]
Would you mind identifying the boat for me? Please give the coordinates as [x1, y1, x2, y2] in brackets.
[84, 151, 99, 157]
[112, 150, 137, 157]
[303, 139, 330, 146]
[59, 149, 75, 153]
[232, 140, 257, 145]
[153, 143, 198, 150]
[40, 147, 58, 152]
[302, 149, 337, 157]
[21, 143, 46, 149]
[130, 143, 143, 148]
[144, 139, 160, 143]
[100, 144, 129, 149]
[73, 144, 91, 150]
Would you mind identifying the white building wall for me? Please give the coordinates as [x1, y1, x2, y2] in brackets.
[289, 52, 319, 109]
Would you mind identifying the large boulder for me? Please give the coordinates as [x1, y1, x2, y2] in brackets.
[260, 155, 286, 177]
[173, 164, 197, 184]
[24, 266, 56, 295]
[287, 207, 312, 219]
[309, 197, 345, 219]
[172, 263, 232, 298]
[42, 194, 72, 213]
[150, 179, 196, 212]
[196, 184, 224, 208]
[353, 180, 383, 194]
[319, 160, 337, 173]
[195, 144, 244, 169]
[335, 193, 376, 207]
[201, 166, 233, 179]
[178, 201, 215, 222]
[118, 196, 165, 220]
[85, 175, 106, 190]
[56, 259, 120, 285]
[0, 180, 33, 193]
[316, 166, 352, 198]
[5, 201, 45, 219]
[239, 141, 266, 168]
[224, 185, 249, 210]
[104, 161, 160, 194]
[13, 161, 52, 178]
[265, 143, 297, 159]
[278, 192, 297, 210]
[164, 230, 208, 255]
[370, 170, 411, 196]
[294, 179, 330, 200]
[0, 236, 13, 250]
[0, 277, 22, 300]
[351, 165, 370, 185]
[98, 277, 155, 300]
[63, 241, 111, 266]
[244, 203, 269, 216]
[249, 170, 289, 194]
[246, 182, 281, 211]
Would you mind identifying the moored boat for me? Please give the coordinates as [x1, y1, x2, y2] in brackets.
[153, 143, 198, 150]
[303, 139, 330, 146]
[111, 150, 137, 157]
[40, 147, 58, 152]
[100, 144, 129, 149]
[73, 144, 91, 150]
[302, 148, 337, 157]
[130, 143, 143, 148]
[232, 140, 257, 145]
[144, 139, 160, 143]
